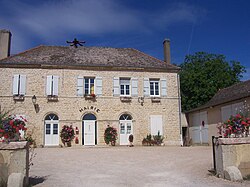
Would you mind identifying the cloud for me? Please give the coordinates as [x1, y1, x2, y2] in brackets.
[0, 0, 205, 54]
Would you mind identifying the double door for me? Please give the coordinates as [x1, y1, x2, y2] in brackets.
[45, 122, 59, 146]
[120, 121, 133, 145]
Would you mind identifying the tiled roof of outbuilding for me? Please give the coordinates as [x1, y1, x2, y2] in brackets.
[187, 79, 250, 113]
[0, 45, 180, 71]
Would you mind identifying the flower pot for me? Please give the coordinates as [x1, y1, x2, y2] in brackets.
[66, 142, 71, 147]
[111, 141, 116, 146]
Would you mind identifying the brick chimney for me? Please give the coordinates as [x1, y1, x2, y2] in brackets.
[0, 29, 12, 60]
[163, 38, 171, 64]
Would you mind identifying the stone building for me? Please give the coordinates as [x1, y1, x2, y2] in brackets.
[0, 30, 182, 146]
[186, 80, 250, 145]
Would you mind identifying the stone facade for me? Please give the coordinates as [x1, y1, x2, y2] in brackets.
[0, 68, 181, 147]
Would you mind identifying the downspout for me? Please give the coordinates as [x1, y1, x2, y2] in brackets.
[177, 73, 183, 146]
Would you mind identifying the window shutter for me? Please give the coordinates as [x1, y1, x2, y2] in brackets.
[77, 76, 84, 96]
[95, 77, 102, 96]
[53, 76, 59, 96]
[143, 78, 149, 96]
[12, 74, 19, 95]
[131, 78, 138, 96]
[150, 115, 163, 136]
[19, 75, 26, 95]
[161, 79, 167, 97]
[113, 77, 119, 96]
[46, 75, 52, 96]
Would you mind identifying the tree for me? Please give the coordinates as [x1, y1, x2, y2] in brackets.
[180, 52, 246, 112]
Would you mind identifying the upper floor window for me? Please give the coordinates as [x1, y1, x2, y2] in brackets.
[77, 76, 102, 96]
[12, 74, 26, 96]
[120, 78, 130, 96]
[150, 79, 160, 96]
[46, 75, 59, 96]
[85, 77, 95, 95]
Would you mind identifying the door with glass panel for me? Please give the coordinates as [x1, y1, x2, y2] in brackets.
[119, 114, 133, 145]
[44, 114, 59, 146]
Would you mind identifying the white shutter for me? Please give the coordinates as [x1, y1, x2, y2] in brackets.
[53, 76, 59, 96]
[12, 74, 19, 95]
[95, 77, 102, 96]
[161, 79, 167, 97]
[150, 115, 163, 135]
[46, 75, 52, 96]
[221, 105, 232, 122]
[77, 76, 84, 96]
[19, 75, 26, 95]
[131, 78, 138, 96]
[143, 78, 150, 96]
[113, 77, 120, 96]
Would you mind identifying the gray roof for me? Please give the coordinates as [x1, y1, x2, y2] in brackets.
[187, 79, 250, 113]
[0, 45, 180, 72]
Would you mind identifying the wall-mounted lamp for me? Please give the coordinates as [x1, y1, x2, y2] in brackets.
[138, 97, 144, 106]
[32, 95, 39, 113]
[32, 95, 37, 105]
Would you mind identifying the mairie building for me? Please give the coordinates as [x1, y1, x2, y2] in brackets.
[0, 30, 182, 147]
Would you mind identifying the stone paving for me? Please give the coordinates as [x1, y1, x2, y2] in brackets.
[29, 146, 250, 187]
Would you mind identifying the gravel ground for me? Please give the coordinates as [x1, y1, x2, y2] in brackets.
[29, 146, 250, 187]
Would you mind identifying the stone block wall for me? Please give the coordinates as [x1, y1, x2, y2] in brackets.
[0, 68, 181, 146]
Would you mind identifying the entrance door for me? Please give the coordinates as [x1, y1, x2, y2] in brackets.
[82, 113, 97, 146]
[44, 114, 59, 146]
[84, 120, 95, 145]
[120, 121, 133, 145]
[45, 123, 59, 145]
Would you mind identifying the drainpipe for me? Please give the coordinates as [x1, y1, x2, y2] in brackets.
[177, 73, 183, 146]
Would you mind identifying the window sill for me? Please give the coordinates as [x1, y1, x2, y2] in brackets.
[47, 95, 58, 102]
[120, 96, 132, 102]
[84, 94, 96, 100]
[13, 95, 25, 101]
[151, 97, 161, 102]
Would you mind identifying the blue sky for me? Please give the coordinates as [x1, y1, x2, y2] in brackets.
[0, 0, 249, 80]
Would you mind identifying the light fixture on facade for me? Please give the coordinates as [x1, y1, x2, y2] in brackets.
[32, 95, 39, 113]
[32, 95, 37, 105]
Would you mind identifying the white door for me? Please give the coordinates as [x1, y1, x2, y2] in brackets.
[120, 121, 133, 145]
[45, 123, 59, 146]
[84, 120, 95, 145]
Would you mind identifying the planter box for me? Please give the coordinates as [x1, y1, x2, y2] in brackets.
[120, 97, 132, 102]
[215, 137, 250, 180]
[0, 141, 29, 187]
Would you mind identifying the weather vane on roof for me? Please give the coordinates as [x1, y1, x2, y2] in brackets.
[66, 38, 85, 48]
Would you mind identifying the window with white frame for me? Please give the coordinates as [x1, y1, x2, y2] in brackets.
[84, 77, 95, 95]
[150, 79, 160, 96]
[77, 77, 101, 96]
[120, 78, 130, 96]
[12, 74, 26, 96]
[46, 75, 59, 96]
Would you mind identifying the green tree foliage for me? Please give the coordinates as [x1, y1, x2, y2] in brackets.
[180, 52, 246, 112]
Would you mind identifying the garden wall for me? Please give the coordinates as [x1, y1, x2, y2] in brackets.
[0, 141, 29, 187]
[215, 137, 250, 180]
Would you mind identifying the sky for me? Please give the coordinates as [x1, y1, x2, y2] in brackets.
[0, 0, 249, 80]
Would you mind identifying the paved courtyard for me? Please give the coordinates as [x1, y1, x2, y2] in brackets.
[29, 146, 250, 187]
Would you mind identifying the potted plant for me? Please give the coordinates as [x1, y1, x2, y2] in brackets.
[104, 126, 118, 146]
[60, 125, 75, 147]
[217, 113, 250, 138]
[0, 115, 27, 143]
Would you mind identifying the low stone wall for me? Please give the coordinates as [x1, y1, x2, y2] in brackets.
[215, 137, 250, 181]
[0, 141, 29, 187]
